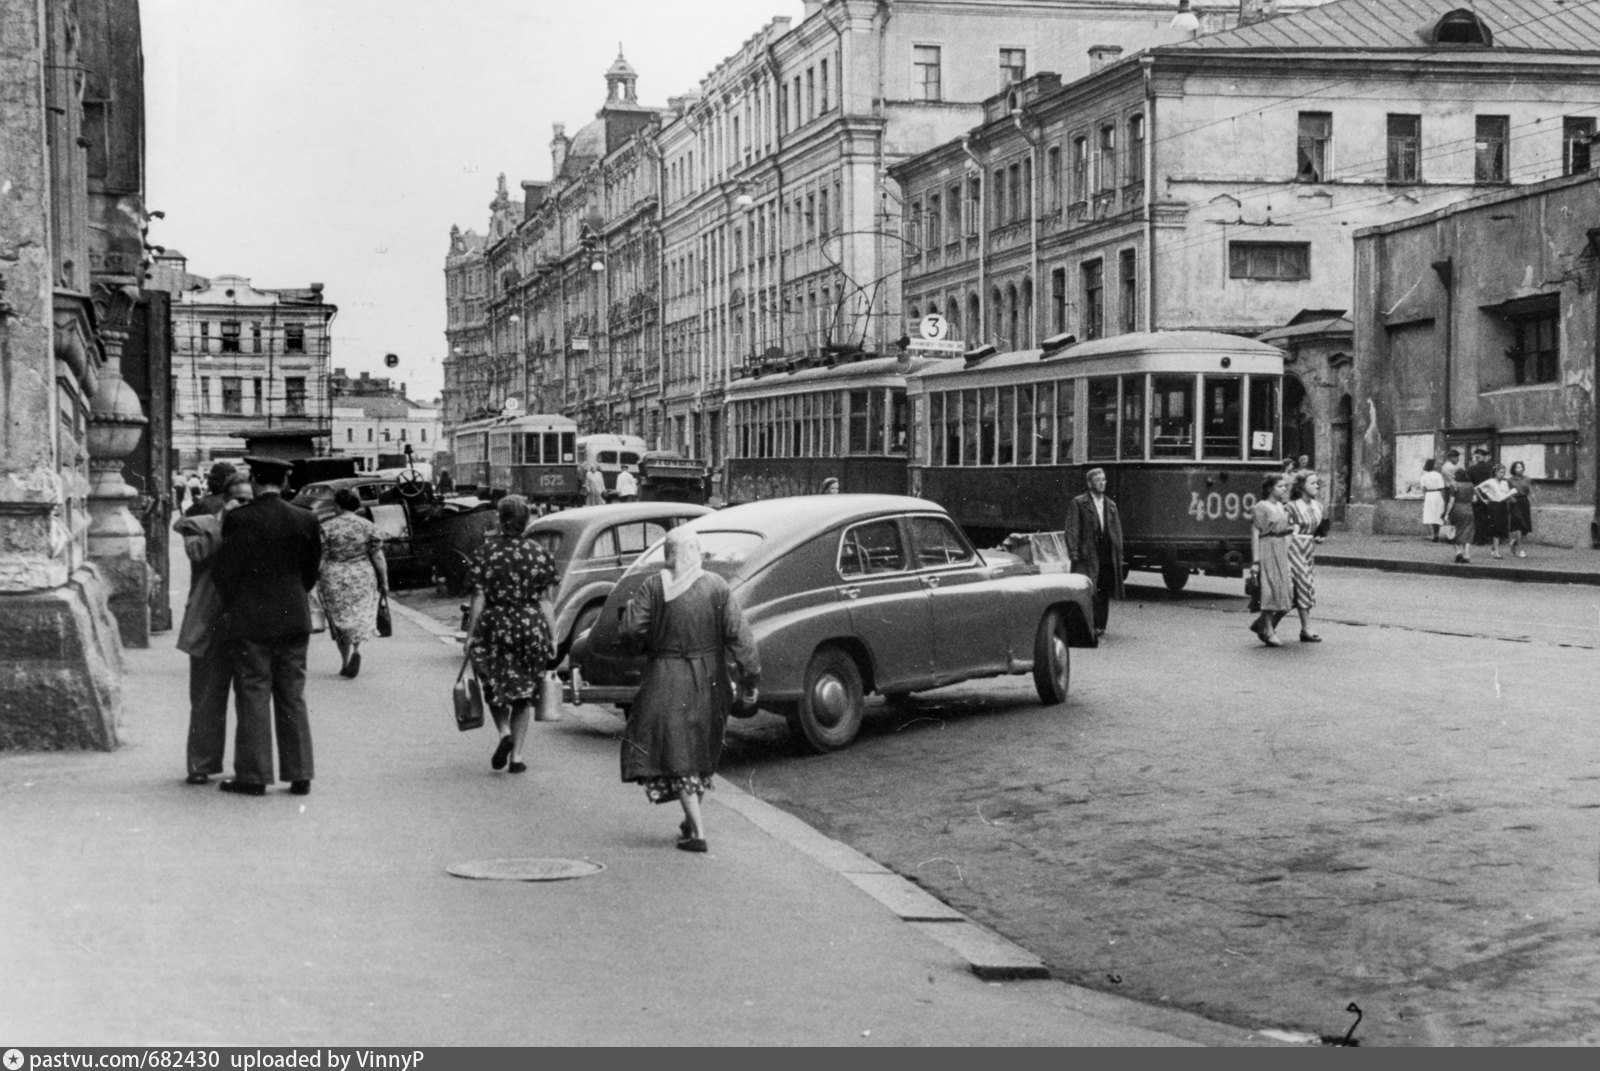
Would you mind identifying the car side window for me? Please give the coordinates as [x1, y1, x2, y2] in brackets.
[838, 520, 907, 578]
[909, 516, 976, 568]
[590, 527, 619, 559]
[614, 522, 660, 556]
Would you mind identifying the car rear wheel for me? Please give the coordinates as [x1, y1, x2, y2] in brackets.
[1162, 565, 1191, 593]
[561, 602, 603, 663]
[1033, 609, 1071, 706]
[787, 647, 864, 753]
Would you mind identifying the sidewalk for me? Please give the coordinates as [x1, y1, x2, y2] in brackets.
[0, 558, 1288, 1047]
[1318, 527, 1600, 585]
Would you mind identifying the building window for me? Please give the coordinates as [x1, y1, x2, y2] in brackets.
[1386, 114, 1421, 183]
[1097, 124, 1116, 192]
[198, 321, 209, 353]
[806, 67, 815, 121]
[820, 58, 830, 111]
[913, 45, 941, 102]
[421, 428, 428, 443]
[199, 375, 210, 413]
[1127, 114, 1145, 185]
[992, 169, 1006, 228]
[1475, 115, 1509, 183]
[1119, 249, 1138, 334]
[1071, 136, 1088, 201]
[1564, 116, 1594, 175]
[1297, 112, 1331, 182]
[1229, 241, 1311, 281]
[1007, 163, 1023, 222]
[1081, 259, 1104, 341]
[285, 324, 306, 353]
[253, 378, 263, 415]
[285, 377, 307, 416]
[367, 428, 374, 442]
[818, 188, 830, 236]
[1508, 309, 1560, 385]
[1050, 267, 1066, 333]
[1046, 146, 1062, 212]
[947, 183, 962, 241]
[251, 322, 262, 353]
[347, 428, 354, 443]
[999, 48, 1026, 88]
[220, 376, 241, 414]
[927, 193, 942, 248]
[383, 428, 392, 442]
[220, 321, 241, 353]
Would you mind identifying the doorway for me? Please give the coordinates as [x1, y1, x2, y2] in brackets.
[1331, 393, 1353, 520]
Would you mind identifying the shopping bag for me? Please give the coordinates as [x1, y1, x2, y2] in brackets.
[308, 588, 329, 634]
[453, 657, 486, 732]
[376, 592, 393, 638]
[1438, 523, 1456, 542]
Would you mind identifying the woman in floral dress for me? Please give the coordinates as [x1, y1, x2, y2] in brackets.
[463, 495, 557, 774]
[317, 489, 388, 678]
[1285, 470, 1327, 643]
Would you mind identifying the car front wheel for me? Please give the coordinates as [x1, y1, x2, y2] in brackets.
[787, 647, 864, 753]
[1032, 609, 1071, 706]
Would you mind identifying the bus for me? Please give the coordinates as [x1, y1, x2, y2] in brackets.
[449, 413, 581, 504]
[904, 331, 1285, 591]
[576, 433, 647, 496]
[722, 354, 940, 504]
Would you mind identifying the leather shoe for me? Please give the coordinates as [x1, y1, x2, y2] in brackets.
[219, 780, 265, 797]
[185, 773, 211, 785]
[507, 761, 527, 774]
[1299, 632, 1323, 643]
[491, 736, 513, 771]
[288, 780, 311, 795]
[345, 651, 361, 679]
[676, 837, 708, 853]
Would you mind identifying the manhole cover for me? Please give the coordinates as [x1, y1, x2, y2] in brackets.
[447, 857, 605, 882]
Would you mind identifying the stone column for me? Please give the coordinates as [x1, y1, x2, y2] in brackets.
[86, 284, 151, 647]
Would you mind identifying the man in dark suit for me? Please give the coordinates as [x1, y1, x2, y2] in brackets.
[1064, 467, 1124, 637]
[211, 456, 323, 796]
[1465, 445, 1494, 550]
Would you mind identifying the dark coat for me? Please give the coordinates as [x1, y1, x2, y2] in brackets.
[1064, 491, 1125, 599]
[212, 493, 323, 639]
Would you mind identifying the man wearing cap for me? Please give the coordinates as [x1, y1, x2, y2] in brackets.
[184, 461, 237, 518]
[1064, 467, 1124, 637]
[1465, 446, 1495, 550]
[211, 456, 323, 796]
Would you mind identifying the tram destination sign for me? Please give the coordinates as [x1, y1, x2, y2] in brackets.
[907, 338, 966, 354]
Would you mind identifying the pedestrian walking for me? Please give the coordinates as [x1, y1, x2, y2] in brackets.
[614, 466, 639, 502]
[618, 528, 760, 853]
[172, 469, 189, 512]
[820, 476, 840, 494]
[462, 494, 557, 775]
[435, 468, 454, 495]
[1476, 463, 1516, 560]
[582, 462, 606, 506]
[1465, 445, 1494, 549]
[1248, 474, 1294, 647]
[1419, 458, 1447, 540]
[1285, 470, 1327, 643]
[184, 461, 236, 518]
[1507, 460, 1533, 557]
[185, 471, 204, 510]
[210, 456, 323, 797]
[316, 488, 389, 679]
[1064, 467, 1124, 637]
[1445, 467, 1477, 564]
[173, 471, 253, 784]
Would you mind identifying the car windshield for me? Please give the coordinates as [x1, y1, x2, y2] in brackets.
[632, 530, 763, 573]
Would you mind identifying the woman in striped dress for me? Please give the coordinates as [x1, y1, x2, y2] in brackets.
[1285, 470, 1326, 643]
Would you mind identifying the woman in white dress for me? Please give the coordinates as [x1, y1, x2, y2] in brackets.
[1419, 458, 1447, 540]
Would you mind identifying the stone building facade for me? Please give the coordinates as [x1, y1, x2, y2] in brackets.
[1350, 171, 1599, 546]
[441, 226, 487, 430]
[890, 0, 1600, 495]
[165, 263, 337, 470]
[2, 0, 156, 747]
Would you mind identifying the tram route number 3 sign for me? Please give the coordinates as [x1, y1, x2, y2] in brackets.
[1187, 490, 1259, 523]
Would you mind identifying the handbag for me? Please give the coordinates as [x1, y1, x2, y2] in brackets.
[1438, 522, 1457, 542]
[376, 592, 393, 638]
[308, 588, 329, 634]
[1244, 571, 1261, 613]
[453, 656, 486, 731]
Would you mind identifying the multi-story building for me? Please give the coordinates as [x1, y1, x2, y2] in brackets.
[442, 225, 488, 429]
[890, 0, 1600, 492]
[329, 370, 444, 470]
[1349, 171, 1599, 546]
[165, 261, 337, 469]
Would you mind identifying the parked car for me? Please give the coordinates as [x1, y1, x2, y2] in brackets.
[569, 494, 1098, 752]
[523, 501, 714, 660]
[290, 476, 399, 522]
[289, 475, 491, 587]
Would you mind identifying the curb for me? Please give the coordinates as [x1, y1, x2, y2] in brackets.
[1319, 553, 1600, 586]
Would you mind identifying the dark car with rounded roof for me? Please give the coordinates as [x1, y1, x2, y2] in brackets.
[569, 494, 1097, 752]
[525, 501, 714, 660]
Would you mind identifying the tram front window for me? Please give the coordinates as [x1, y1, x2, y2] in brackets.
[1247, 377, 1280, 461]
[1087, 377, 1118, 461]
[1151, 374, 1196, 459]
[962, 390, 979, 465]
[1203, 376, 1243, 459]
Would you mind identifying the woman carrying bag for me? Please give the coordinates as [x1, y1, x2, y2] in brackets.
[316, 488, 389, 678]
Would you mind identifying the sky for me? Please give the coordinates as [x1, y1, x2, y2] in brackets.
[142, 0, 806, 403]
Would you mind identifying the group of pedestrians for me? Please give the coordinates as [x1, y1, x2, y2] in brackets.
[173, 457, 389, 796]
[1423, 447, 1534, 564]
[1249, 466, 1327, 648]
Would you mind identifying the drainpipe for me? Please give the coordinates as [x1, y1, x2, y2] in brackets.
[873, 0, 892, 354]
[1141, 55, 1156, 331]
[1587, 227, 1600, 545]
[1431, 255, 1454, 434]
[1012, 103, 1041, 347]
[962, 134, 987, 343]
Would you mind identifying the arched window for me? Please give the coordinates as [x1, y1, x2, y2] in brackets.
[968, 292, 981, 344]
[989, 286, 1003, 343]
[1021, 277, 1034, 348]
[1434, 9, 1493, 45]
[1005, 284, 1019, 351]
[946, 296, 961, 337]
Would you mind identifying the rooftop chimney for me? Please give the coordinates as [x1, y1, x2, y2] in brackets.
[1088, 44, 1124, 72]
[1239, 0, 1277, 24]
[551, 123, 569, 177]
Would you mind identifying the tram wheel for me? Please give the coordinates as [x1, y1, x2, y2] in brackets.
[787, 647, 864, 753]
[1032, 610, 1071, 706]
[1162, 566, 1191, 593]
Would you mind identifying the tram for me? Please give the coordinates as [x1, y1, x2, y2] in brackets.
[722, 354, 940, 503]
[449, 412, 581, 503]
[904, 331, 1286, 591]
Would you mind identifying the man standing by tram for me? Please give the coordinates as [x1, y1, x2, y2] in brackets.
[1065, 467, 1124, 638]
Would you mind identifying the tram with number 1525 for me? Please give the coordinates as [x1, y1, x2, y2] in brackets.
[904, 330, 1285, 591]
[450, 412, 581, 504]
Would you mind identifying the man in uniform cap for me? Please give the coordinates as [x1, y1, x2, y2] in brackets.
[1466, 446, 1495, 550]
[211, 456, 323, 796]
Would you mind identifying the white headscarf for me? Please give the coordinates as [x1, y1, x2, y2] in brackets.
[660, 529, 704, 602]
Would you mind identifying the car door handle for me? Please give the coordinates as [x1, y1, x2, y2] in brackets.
[841, 586, 860, 600]
[920, 575, 941, 589]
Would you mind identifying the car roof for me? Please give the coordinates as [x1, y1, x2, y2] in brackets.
[677, 494, 945, 569]
[299, 477, 394, 493]
[527, 501, 713, 536]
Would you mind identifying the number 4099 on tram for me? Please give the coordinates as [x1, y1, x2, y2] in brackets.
[904, 330, 1286, 592]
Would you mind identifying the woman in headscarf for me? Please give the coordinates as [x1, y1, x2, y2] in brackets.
[619, 528, 760, 853]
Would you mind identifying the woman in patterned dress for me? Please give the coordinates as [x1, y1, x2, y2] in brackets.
[463, 495, 557, 774]
[316, 489, 388, 679]
[1248, 474, 1294, 647]
[1285, 470, 1326, 643]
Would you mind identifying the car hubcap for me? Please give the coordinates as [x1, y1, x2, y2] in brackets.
[812, 675, 848, 728]
[1051, 635, 1068, 688]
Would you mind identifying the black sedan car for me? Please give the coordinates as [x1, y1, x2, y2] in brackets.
[570, 495, 1098, 752]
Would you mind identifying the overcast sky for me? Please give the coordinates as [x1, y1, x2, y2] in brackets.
[143, 0, 806, 402]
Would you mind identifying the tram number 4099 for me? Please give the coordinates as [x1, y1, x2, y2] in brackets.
[1187, 490, 1259, 523]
